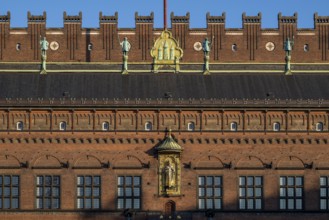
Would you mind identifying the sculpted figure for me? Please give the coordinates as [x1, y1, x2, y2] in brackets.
[120, 37, 131, 56]
[40, 37, 49, 57]
[202, 37, 211, 56]
[284, 37, 293, 56]
[163, 41, 169, 60]
[284, 37, 294, 75]
[163, 161, 175, 189]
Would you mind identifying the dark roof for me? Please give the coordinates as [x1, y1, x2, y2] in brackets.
[0, 72, 328, 107]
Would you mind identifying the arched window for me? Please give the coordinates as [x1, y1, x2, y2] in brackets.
[303, 44, 309, 52]
[102, 122, 110, 131]
[145, 122, 152, 131]
[16, 43, 21, 51]
[88, 43, 93, 51]
[16, 121, 23, 131]
[59, 121, 67, 131]
[316, 122, 324, 132]
[273, 122, 280, 131]
[232, 44, 237, 52]
[230, 122, 238, 131]
[187, 122, 195, 131]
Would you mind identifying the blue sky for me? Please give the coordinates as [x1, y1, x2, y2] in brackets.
[0, 0, 328, 28]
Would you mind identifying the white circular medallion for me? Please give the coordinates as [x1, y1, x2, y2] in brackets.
[265, 42, 275, 51]
[50, 41, 60, 51]
[193, 42, 202, 51]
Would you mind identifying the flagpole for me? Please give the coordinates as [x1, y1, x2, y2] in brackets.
[164, 0, 167, 30]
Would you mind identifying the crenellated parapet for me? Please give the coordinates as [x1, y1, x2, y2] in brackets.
[207, 12, 225, 24]
[0, 11, 329, 63]
[63, 11, 82, 23]
[171, 12, 190, 49]
[314, 13, 329, 61]
[99, 11, 118, 24]
[0, 12, 10, 60]
[135, 12, 154, 23]
[0, 11, 10, 22]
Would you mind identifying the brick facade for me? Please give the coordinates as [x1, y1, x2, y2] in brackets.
[0, 12, 329, 63]
[0, 11, 329, 220]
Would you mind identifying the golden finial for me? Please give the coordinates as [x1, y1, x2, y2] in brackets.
[167, 127, 172, 137]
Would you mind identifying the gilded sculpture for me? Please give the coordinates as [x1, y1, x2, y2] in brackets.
[157, 130, 182, 196]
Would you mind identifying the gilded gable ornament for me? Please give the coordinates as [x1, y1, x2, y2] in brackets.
[151, 30, 183, 73]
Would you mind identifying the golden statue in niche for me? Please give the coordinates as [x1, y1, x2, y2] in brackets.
[163, 160, 175, 189]
[157, 130, 182, 196]
[151, 30, 183, 73]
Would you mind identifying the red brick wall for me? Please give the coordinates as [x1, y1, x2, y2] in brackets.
[1, 12, 329, 63]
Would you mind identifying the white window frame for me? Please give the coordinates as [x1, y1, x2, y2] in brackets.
[16, 43, 21, 51]
[144, 122, 152, 131]
[102, 122, 110, 131]
[59, 121, 67, 131]
[16, 121, 23, 131]
[303, 44, 309, 52]
[230, 122, 237, 131]
[273, 122, 280, 131]
[232, 44, 237, 51]
[88, 43, 93, 51]
[187, 122, 195, 131]
[316, 122, 324, 132]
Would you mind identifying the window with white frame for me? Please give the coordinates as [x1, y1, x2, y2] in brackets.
[198, 176, 222, 210]
[0, 175, 19, 209]
[316, 122, 324, 132]
[273, 122, 280, 131]
[102, 122, 110, 131]
[279, 176, 303, 210]
[320, 176, 329, 210]
[145, 122, 152, 131]
[303, 44, 309, 52]
[16, 43, 21, 51]
[232, 44, 237, 51]
[230, 122, 238, 131]
[16, 121, 23, 131]
[59, 121, 66, 131]
[187, 122, 195, 131]
[239, 176, 263, 210]
[117, 176, 141, 210]
[36, 175, 60, 209]
[77, 176, 101, 209]
[88, 43, 93, 51]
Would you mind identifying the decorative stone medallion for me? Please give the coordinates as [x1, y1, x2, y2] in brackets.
[193, 42, 202, 51]
[50, 41, 60, 51]
[265, 42, 275, 51]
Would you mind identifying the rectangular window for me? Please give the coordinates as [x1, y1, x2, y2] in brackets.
[320, 176, 329, 210]
[239, 176, 262, 210]
[77, 176, 101, 209]
[0, 175, 19, 209]
[36, 175, 60, 209]
[279, 176, 303, 210]
[198, 176, 222, 210]
[117, 176, 141, 210]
